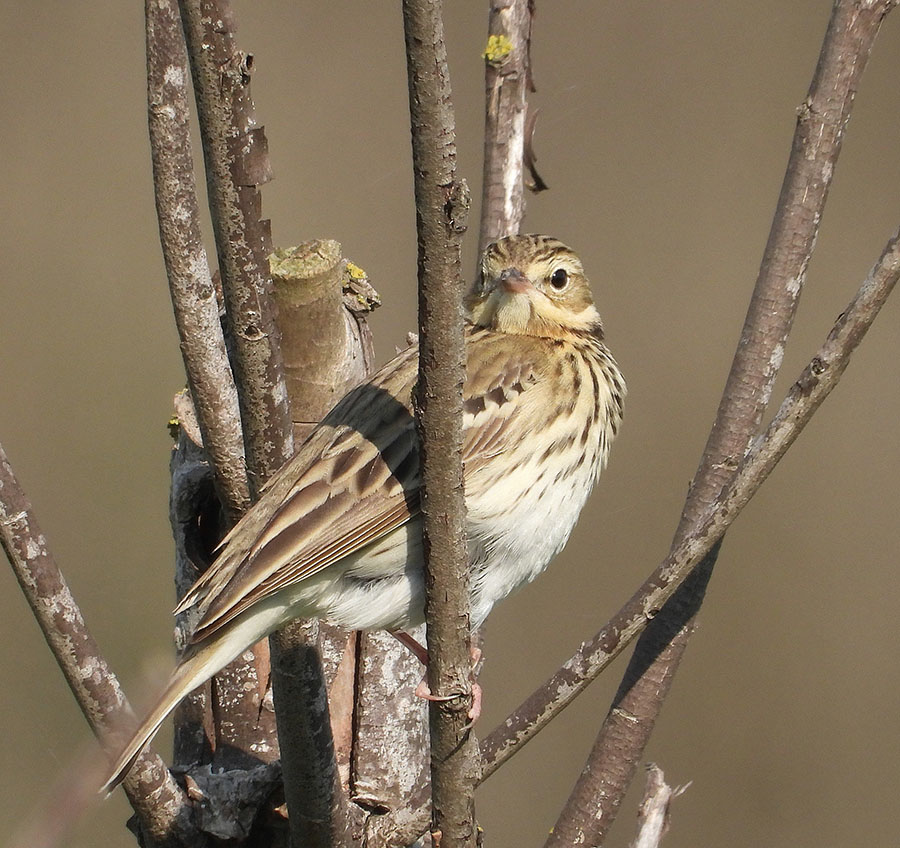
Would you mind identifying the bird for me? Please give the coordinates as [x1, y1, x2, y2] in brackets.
[102, 234, 625, 791]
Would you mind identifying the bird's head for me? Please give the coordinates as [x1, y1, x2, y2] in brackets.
[466, 234, 603, 339]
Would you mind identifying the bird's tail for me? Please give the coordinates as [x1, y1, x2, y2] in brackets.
[100, 649, 209, 794]
[100, 598, 288, 794]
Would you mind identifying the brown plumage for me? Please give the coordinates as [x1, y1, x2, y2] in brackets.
[102, 234, 625, 792]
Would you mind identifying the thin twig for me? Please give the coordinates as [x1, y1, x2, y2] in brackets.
[480, 223, 900, 781]
[478, 0, 535, 257]
[146, 0, 250, 524]
[402, 1, 477, 846]
[0, 442, 195, 847]
[543, 2, 896, 843]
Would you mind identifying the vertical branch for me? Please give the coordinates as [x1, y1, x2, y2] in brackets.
[269, 620, 350, 848]
[402, 1, 476, 847]
[177, 0, 291, 777]
[0, 443, 195, 848]
[545, 2, 895, 845]
[478, 0, 535, 256]
[146, 0, 249, 525]
[148, 0, 249, 782]
[353, 629, 431, 848]
[177, 0, 293, 490]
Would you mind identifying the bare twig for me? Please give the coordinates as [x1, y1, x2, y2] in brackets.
[402, 1, 476, 846]
[544, 3, 898, 843]
[480, 223, 900, 782]
[478, 0, 535, 257]
[146, 0, 249, 524]
[0, 442, 195, 847]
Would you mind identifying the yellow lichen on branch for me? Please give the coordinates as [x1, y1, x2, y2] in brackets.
[483, 34, 513, 63]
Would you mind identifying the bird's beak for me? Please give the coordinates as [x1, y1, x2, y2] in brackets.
[498, 267, 533, 295]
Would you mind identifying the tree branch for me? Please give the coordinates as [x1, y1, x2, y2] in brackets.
[543, 3, 897, 842]
[402, 2, 476, 846]
[269, 620, 350, 848]
[176, 0, 291, 782]
[146, 0, 249, 525]
[177, 0, 293, 489]
[478, 0, 535, 256]
[480, 221, 900, 782]
[353, 631, 431, 848]
[0, 442, 195, 847]
[267, 241, 373, 848]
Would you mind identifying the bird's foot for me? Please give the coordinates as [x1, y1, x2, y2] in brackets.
[413, 677, 483, 722]
[392, 632, 483, 721]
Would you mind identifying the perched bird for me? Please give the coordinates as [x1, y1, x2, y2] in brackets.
[103, 234, 625, 790]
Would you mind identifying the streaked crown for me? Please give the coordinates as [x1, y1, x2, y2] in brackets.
[467, 234, 603, 339]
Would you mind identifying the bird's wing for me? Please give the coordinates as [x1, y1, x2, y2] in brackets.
[178, 344, 421, 643]
[178, 331, 545, 645]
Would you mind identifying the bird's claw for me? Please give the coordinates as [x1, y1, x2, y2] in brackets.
[414, 679, 483, 722]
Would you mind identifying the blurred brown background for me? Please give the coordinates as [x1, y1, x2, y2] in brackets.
[1, 2, 899, 846]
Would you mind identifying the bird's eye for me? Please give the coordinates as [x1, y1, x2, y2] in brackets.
[549, 268, 569, 290]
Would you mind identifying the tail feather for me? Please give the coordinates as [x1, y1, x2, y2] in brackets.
[100, 658, 201, 795]
[101, 597, 290, 794]
[100, 645, 220, 795]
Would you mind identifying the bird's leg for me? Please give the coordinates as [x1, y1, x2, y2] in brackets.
[391, 631, 483, 721]
[391, 629, 429, 664]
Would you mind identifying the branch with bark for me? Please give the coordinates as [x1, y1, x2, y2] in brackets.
[541, 2, 897, 842]
[166, 0, 291, 785]
[478, 0, 535, 255]
[0, 443, 194, 848]
[177, 0, 293, 488]
[481, 216, 900, 784]
[403, 2, 478, 847]
[146, 0, 249, 525]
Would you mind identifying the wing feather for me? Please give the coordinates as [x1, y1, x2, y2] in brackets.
[179, 329, 550, 644]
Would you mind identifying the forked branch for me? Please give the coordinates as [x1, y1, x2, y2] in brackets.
[482, 222, 900, 781]
[543, 1, 897, 843]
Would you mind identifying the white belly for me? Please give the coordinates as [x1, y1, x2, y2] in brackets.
[466, 446, 599, 628]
